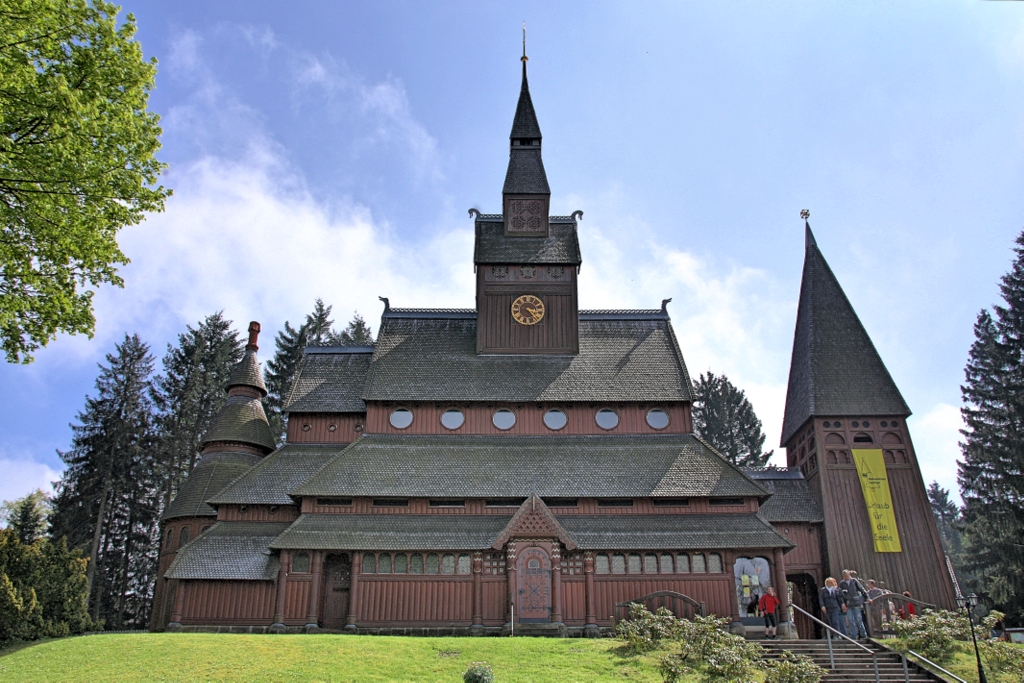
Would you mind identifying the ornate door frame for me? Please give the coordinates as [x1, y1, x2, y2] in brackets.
[516, 544, 552, 623]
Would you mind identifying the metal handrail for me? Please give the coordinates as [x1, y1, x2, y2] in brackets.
[905, 650, 968, 683]
[791, 604, 880, 683]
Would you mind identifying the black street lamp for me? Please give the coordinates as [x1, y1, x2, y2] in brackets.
[955, 593, 987, 683]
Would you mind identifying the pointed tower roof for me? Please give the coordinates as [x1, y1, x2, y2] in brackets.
[227, 322, 267, 396]
[502, 59, 550, 196]
[780, 223, 910, 446]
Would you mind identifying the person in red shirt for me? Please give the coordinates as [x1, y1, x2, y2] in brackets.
[759, 586, 782, 639]
[898, 591, 916, 620]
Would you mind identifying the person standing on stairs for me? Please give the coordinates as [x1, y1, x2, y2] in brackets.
[819, 577, 848, 636]
[759, 586, 782, 639]
[840, 570, 869, 640]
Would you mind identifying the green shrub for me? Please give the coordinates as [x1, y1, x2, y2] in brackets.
[979, 641, 1024, 683]
[616, 603, 682, 653]
[462, 661, 494, 683]
[891, 609, 962, 662]
[759, 650, 827, 683]
[660, 614, 763, 683]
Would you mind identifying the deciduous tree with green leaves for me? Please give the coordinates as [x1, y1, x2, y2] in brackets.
[0, 0, 169, 363]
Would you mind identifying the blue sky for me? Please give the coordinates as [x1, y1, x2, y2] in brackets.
[2, 1, 1023, 504]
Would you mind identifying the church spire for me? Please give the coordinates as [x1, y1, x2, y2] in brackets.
[502, 34, 550, 235]
[780, 218, 910, 447]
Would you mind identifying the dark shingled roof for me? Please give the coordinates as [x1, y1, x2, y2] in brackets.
[270, 515, 510, 551]
[780, 226, 910, 446]
[165, 522, 287, 580]
[502, 148, 550, 195]
[510, 63, 542, 139]
[362, 316, 694, 403]
[207, 444, 339, 506]
[162, 451, 262, 521]
[199, 395, 277, 453]
[284, 348, 373, 413]
[744, 468, 824, 523]
[290, 434, 768, 499]
[559, 514, 793, 550]
[227, 349, 266, 395]
[474, 218, 581, 265]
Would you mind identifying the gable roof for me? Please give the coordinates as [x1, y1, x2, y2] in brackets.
[492, 494, 576, 550]
[744, 468, 824, 523]
[284, 347, 373, 413]
[780, 225, 910, 446]
[362, 315, 693, 403]
[162, 451, 262, 521]
[165, 521, 288, 581]
[474, 216, 581, 265]
[289, 434, 768, 499]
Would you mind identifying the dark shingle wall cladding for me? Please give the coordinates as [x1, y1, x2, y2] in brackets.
[289, 434, 767, 499]
[165, 521, 289, 580]
[207, 445, 339, 505]
[284, 351, 372, 413]
[162, 451, 262, 521]
[558, 514, 793, 550]
[752, 478, 824, 523]
[781, 231, 911, 446]
[363, 317, 692, 403]
[200, 395, 277, 452]
[474, 219, 580, 264]
[270, 514, 509, 550]
[227, 349, 266, 393]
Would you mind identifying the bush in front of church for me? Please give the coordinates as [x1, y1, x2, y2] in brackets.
[462, 661, 494, 683]
[659, 613, 763, 683]
[616, 603, 683, 653]
[759, 650, 826, 683]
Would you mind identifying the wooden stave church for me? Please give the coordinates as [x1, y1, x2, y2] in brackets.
[150, 57, 954, 636]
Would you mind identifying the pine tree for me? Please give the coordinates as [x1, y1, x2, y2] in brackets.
[926, 482, 963, 557]
[304, 298, 341, 346]
[264, 320, 306, 442]
[338, 312, 374, 346]
[958, 231, 1024, 624]
[0, 490, 50, 545]
[48, 333, 160, 628]
[692, 372, 772, 467]
[151, 313, 243, 510]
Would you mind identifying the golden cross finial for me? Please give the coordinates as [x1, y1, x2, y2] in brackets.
[522, 22, 528, 62]
[800, 209, 810, 221]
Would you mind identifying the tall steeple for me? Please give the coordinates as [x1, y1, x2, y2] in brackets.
[780, 220, 910, 446]
[502, 34, 550, 236]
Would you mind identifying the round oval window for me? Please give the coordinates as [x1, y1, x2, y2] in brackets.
[440, 409, 465, 430]
[595, 408, 619, 430]
[492, 409, 516, 430]
[543, 409, 567, 430]
[646, 408, 669, 430]
[389, 408, 413, 429]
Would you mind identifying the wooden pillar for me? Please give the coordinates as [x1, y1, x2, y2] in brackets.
[346, 551, 361, 629]
[551, 543, 563, 624]
[305, 551, 323, 628]
[169, 580, 186, 626]
[773, 547, 790, 619]
[505, 543, 517, 624]
[584, 552, 597, 626]
[272, 551, 289, 627]
[472, 552, 483, 627]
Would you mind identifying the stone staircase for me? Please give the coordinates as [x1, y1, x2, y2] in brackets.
[761, 639, 946, 682]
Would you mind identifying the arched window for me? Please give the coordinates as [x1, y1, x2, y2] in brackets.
[660, 553, 674, 573]
[441, 553, 456, 574]
[644, 553, 658, 573]
[410, 553, 423, 574]
[692, 553, 706, 573]
[676, 553, 690, 573]
[708, 553, 723, 573]
[457, 554, 471, 575]
[611, 553, 626, 574]
[362, 553, 376, 574]
[394, 553, 408, 574]
[179, 526, 190, 546]
[595, 554, 610, 574]
[201, 526, 211, 534]
[165, 528, 173, 548]
[426, 553, 440, 574]
[378, 553, 392, 573]
[291, 552, 310, 573]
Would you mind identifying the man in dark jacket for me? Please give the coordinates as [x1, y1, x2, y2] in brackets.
[819, 577, 847, 635]
[840, 570, 869, 639]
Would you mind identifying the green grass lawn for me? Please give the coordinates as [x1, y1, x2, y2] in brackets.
[892, 640, 1024, 683]
[0, 633, 689, 683]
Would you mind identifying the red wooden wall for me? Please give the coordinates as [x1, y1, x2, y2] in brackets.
[180, 581, 275, 625]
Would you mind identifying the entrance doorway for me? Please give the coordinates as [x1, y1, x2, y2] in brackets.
[788, 573, 821, 639]
[516, 546, 552, 623]
[321, 553, 351, 629]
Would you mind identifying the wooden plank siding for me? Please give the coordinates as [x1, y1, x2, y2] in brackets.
[592, 576, 733, 625]
[357, 577, 475, 625]
[476, 267, 578, 355]
[217, 505, 300, 523]
[287, 413, 365, 443]
[299, 497, 760, 516]
[180, 581, 275, 624]
[284, 576, 312, 624]
[364, 402, 691, 436]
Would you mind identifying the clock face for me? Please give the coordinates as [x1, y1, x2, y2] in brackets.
[511, 294, 545, 325]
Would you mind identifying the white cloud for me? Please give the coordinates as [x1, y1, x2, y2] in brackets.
[907, 402, 964, 504]
[0, 456, 61, 503]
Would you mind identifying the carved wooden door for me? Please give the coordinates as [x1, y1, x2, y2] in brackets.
[321, 553, 351, 629]
[516, 546, 552, 623]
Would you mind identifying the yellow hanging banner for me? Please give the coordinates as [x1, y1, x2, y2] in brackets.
[852, 449, 903, 553]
